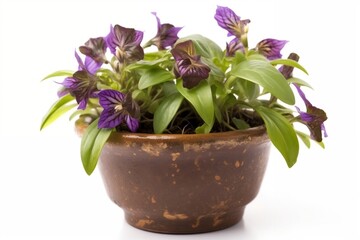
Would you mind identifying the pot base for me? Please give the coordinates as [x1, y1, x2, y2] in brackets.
[99, 128, 270, 234]
[124, 207, 245, 234]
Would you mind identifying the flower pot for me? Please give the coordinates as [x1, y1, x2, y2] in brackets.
[98, 126, 271, 234]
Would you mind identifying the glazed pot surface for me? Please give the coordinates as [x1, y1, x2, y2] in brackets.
[98, 127, 270, 233]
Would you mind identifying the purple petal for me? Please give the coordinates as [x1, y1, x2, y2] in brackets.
[105, 25, 144, 63]
[321, 124, 328, 138]
[84, 56, 102, 75]
[98, 107, 123, 129]
[57, 79, 71, 97]
[214, 6, 241, 37]
[78, 99, 88, 110]
[57, 88, 69, 98]
[295, 98, 328, 142]
[171, 40, 195, 60]
[60, 77, 77, 89]
[176, 57, 211, 88]
[58, 71, 98, 110]
[278, 65, 284, 73]
[294, 84, 311, 107]
[278, 53, 300, 79]
[306, 105, 328, 141]
[149, 12, 182, 49]
[171, 40, 210, 88]
[79, 37, 107, 63]
[151, 12, 161, 31]
[98, 89, 126, 109]
[125, 115, 139, 132]
[75, 51, 101, 74]
[295, 106, 314, 122]
[159, 25, 181, 48]
[97, 90, 140, 130]
[134, 30, 144, 46]
[256, 38, 288, 60]
[226, 37, 244, 57]
[293, 84, 327, 142]
[72, 71, 98, 110]
[105, 25, 116, 55]
[74, 51, 86, 71]
[181, 67, 211, 88]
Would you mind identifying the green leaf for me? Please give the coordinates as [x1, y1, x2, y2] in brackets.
[255, 106, 299, 167]
[143, 50, 170, 60]
[147, 98, 161, 114]
[232, 51, 246, 65]
[231, 60, 295, 105]
[195, 122, 214, 134]
[138, 67, 174, 90]
[132, 89, 149, 102]
[127, 58, 169, 71]
[179, 34, 224, 60]
[42, 70, 74, 81]
[201, 57, 225, 83]
[40, 94, 76, 130]
[288, 77, 313, 89]
[247, 53, 268, 61]
[154, 93, 184, 133]
[176, 80, 214, 129]
[270, 59, 308, 75]
[126, 51, 172, 70]
[69, 109, 97, 121]
[296, 130, 325, 149]
[162, 82, 178, 96]
[316, 141, 325, 149]
[81, 119, 112, 175]
[214, 103, 223, 123]
[234, 79, 260, 101]
[232, 117, 250, 130]
[296, 130, 311, 148]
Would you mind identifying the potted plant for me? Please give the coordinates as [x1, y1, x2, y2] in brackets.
[40, 6, 327, 234]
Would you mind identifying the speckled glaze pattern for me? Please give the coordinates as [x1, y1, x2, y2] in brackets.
[98, 127, 270, 234]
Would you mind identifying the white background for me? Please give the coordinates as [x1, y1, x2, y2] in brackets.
[0, 0, 359, 239]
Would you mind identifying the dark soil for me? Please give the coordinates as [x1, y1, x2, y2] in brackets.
[134, 109, 264, 134]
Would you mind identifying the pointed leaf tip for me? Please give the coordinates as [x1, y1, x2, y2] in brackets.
[81, 119, 112, 175]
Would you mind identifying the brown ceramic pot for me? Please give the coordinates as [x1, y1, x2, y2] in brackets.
[97, 126, 270, 234]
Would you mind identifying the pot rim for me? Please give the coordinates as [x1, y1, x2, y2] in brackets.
[107, 125, 268, 143]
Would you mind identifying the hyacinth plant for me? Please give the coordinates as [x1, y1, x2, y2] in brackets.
[41, 6, 327, 175]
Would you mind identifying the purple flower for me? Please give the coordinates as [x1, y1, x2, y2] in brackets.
[74, 50, 101, 75]
[256, 38, 288, 60]
[294, 84, 328, 142]
[59, 51, 101, 109]
[279, 53, 300, 79]
[226, 37, 244, 57]
[171, 40, 211, 89]
[145, 12, 182, 50]
[294, 84, 311, 107]
[98, 89, 140, 132]
[79, 37, 108, 63]
[61, 71, 98, 110]
[214, 6, 250, 38]
[105, 25, 144, 64]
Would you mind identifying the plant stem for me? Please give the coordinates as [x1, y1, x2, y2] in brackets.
[222, 121, 237, 131]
